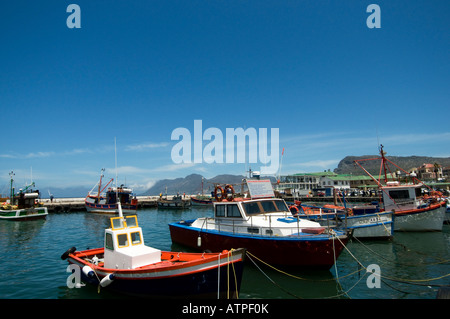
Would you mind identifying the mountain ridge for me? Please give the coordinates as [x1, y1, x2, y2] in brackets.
[141, 173, 261, 196]
[34, 155, 450, 198]
[334, 155, 450, 176]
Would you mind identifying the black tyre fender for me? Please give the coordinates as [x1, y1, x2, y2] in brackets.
[61, 247, 76, 260]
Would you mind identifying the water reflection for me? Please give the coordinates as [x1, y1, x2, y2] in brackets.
[0, 218, 47, 248]
[240, 261, 343, 299]
[1, 207, 447, 299]
[335, 228, 450, 299]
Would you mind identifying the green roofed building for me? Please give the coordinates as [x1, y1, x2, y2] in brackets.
[277, 171, 379, 196]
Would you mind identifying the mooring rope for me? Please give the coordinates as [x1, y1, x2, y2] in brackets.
[227, 249, 239, 299]
[353, 236, 450, 267]
[246, 233, 450, 299]
[334, 235, 450, 287]
[246, 252, 303, 299]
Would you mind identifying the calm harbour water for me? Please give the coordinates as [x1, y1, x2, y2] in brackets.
[0, 206, 448, 299]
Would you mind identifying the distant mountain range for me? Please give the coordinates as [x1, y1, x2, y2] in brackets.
[34, 155, 450, 198]
[334, 155, 450, 176]
[141, 174, 277, 196]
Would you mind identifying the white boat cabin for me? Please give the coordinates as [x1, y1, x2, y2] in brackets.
[381, 182, 424, 211]
[103, 215, 161, 269]
[196, 197, 321, 237]
[214, 198, 290, 219]
[188, 180, 324, 237]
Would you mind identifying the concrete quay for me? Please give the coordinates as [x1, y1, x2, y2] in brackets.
[42, 196, 163, 212]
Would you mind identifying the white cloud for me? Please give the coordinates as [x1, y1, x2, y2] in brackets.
[125, 142, 169, 151]
[156, 163, 197, 172]
[63, 148, 92, 156]
[296, 159, 341, 168]
[0, 154, 16, 158]
[0, 147, 94, 159]
[25, 151, 55, 158]
[129, 180, 157, 193]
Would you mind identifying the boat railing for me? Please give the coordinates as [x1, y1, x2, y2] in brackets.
[199, 213, 337, 238]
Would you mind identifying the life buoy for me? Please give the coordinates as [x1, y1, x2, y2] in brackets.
[61, 246, 76, 260]
[431, 191, 442, 197]
[224, 184, 235, 201]
[214, 186, 224, 202]
[289, 205, 299, 216]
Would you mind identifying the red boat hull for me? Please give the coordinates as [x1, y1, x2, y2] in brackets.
[169, 222, 349, 269]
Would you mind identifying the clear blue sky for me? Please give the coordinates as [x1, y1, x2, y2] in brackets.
[1, 1, 449, 194]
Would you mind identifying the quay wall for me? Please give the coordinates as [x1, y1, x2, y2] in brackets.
[42, 195, 191, 212]
[42, 194, 376, 212]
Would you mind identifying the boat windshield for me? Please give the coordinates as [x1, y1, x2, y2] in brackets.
[242, 199, 288, 216]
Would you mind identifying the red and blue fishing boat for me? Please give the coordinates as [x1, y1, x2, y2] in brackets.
[62, 204, 245, 298]
[85, 169, 138, 214]
[169, 180, 351, 269]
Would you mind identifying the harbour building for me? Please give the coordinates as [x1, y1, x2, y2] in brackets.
[276, 171, 373, 197]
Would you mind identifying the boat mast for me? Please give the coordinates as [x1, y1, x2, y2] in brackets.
[115, 137, 123, 218]
[9, 171, 15, 202]
[98, 168, 105, 202]
[201, 177, 204, 196]
[379, 145, 389, 184]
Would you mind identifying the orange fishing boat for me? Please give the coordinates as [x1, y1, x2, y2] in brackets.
[62, 211, 245, 298]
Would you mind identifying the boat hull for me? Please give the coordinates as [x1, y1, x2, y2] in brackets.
[169, 221, 349, 269]
[85, 201, 138, 214]
[190, 196, 213, 206]
[444, 201, 450, 224]
[0, 207, 48, 221]
[346, 212, 394, 239]
[304, 211, 394, 239]
[394, 201, 446, 231]
[67, 248, 245, 298]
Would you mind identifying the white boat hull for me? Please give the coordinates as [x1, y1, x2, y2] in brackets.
[345, 211, 394, 239]
[445, 204, 450, 224]
[0, 207, 48, 220]
[394, 204, 446, 231]
[85, 205, 137, 214]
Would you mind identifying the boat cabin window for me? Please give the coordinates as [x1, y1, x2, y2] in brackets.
[388, 190, 410, 200]
[215, 204, 242, 218]
[110, 215, 138, 230]
[260, 200, 277, 213]
[415, 188, 422, 198]
[125, 215, 138, 228]
[274, 200, 288, 211]
[243, 202, 261, 215]
[117, 233, 129, 247]
[243, 199, 289, 216]
[105, 233, 114, 250]
[111, 217, 125, 230]
[130, 231, 142, 245]
[227, 204, 241, 217]
[216, 205, 225, 217]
